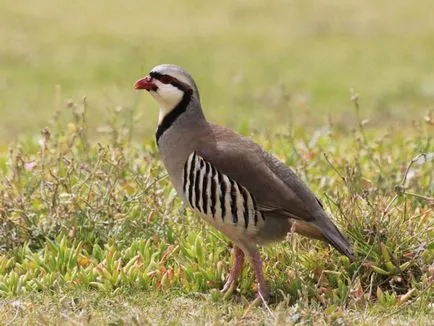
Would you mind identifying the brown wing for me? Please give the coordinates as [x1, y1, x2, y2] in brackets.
[197, 124, 354, 259]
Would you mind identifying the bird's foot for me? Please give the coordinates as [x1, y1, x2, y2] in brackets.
[250, 249, 269, 302]
[220, 246, 245, 295]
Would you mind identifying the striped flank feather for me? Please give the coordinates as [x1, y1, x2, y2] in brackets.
[182, 152, 262, 230]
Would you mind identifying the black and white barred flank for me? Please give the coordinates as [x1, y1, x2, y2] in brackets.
[182, 152, 263, 229]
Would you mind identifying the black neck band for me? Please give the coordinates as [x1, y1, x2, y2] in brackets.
[156, 90, 193, 144]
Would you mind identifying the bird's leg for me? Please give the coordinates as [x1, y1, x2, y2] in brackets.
[249, 249, 268, 300]
[221, 246, 245, 293]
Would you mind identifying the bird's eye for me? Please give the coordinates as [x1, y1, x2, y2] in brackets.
[159, 75, 172, 84]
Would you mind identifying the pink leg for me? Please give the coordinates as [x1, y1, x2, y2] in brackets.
[221, 246, 245, 293]
[250, 250, 268, 300]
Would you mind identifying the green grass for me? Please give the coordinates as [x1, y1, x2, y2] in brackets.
[0, 0, 433, 324]
[0, 101, 432, 324]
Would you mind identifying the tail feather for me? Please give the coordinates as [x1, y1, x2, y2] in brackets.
[292, 217, 355, 261]
[316, 216, 355, 261]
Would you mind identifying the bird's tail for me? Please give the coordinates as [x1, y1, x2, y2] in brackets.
[315, 215, 355, 261]
[291, 217, 354, 261]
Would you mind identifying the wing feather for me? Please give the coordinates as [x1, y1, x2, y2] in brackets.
[197, 125, 354, 259]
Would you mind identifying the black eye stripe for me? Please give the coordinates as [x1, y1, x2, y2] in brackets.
[149, 71, 160, 79]
[149, 71, 190, 92]
[150, 72, 172, 84]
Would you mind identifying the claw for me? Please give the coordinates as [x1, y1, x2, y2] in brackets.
[221, 278, 235, 294]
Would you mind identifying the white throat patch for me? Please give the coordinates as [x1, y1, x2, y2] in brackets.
[150, 81, 184, 123]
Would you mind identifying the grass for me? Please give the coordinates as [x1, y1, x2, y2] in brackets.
[0, 0, 433, 324]
[0, 99, 432, 324]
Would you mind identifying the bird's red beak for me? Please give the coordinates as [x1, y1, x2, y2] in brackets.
[134, 76, 157, 91]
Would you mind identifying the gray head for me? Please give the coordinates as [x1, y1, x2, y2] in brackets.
[134, 64, 201, 122]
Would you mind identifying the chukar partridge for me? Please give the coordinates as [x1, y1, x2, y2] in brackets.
[134, 64, 354, 299]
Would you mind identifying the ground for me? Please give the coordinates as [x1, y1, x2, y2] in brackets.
[0, 0, 433, 325]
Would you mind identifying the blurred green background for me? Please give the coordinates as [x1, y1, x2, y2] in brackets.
[1, 0, 433, 139]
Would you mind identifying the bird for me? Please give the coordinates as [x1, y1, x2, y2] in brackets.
[134, 64, 354, 299]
